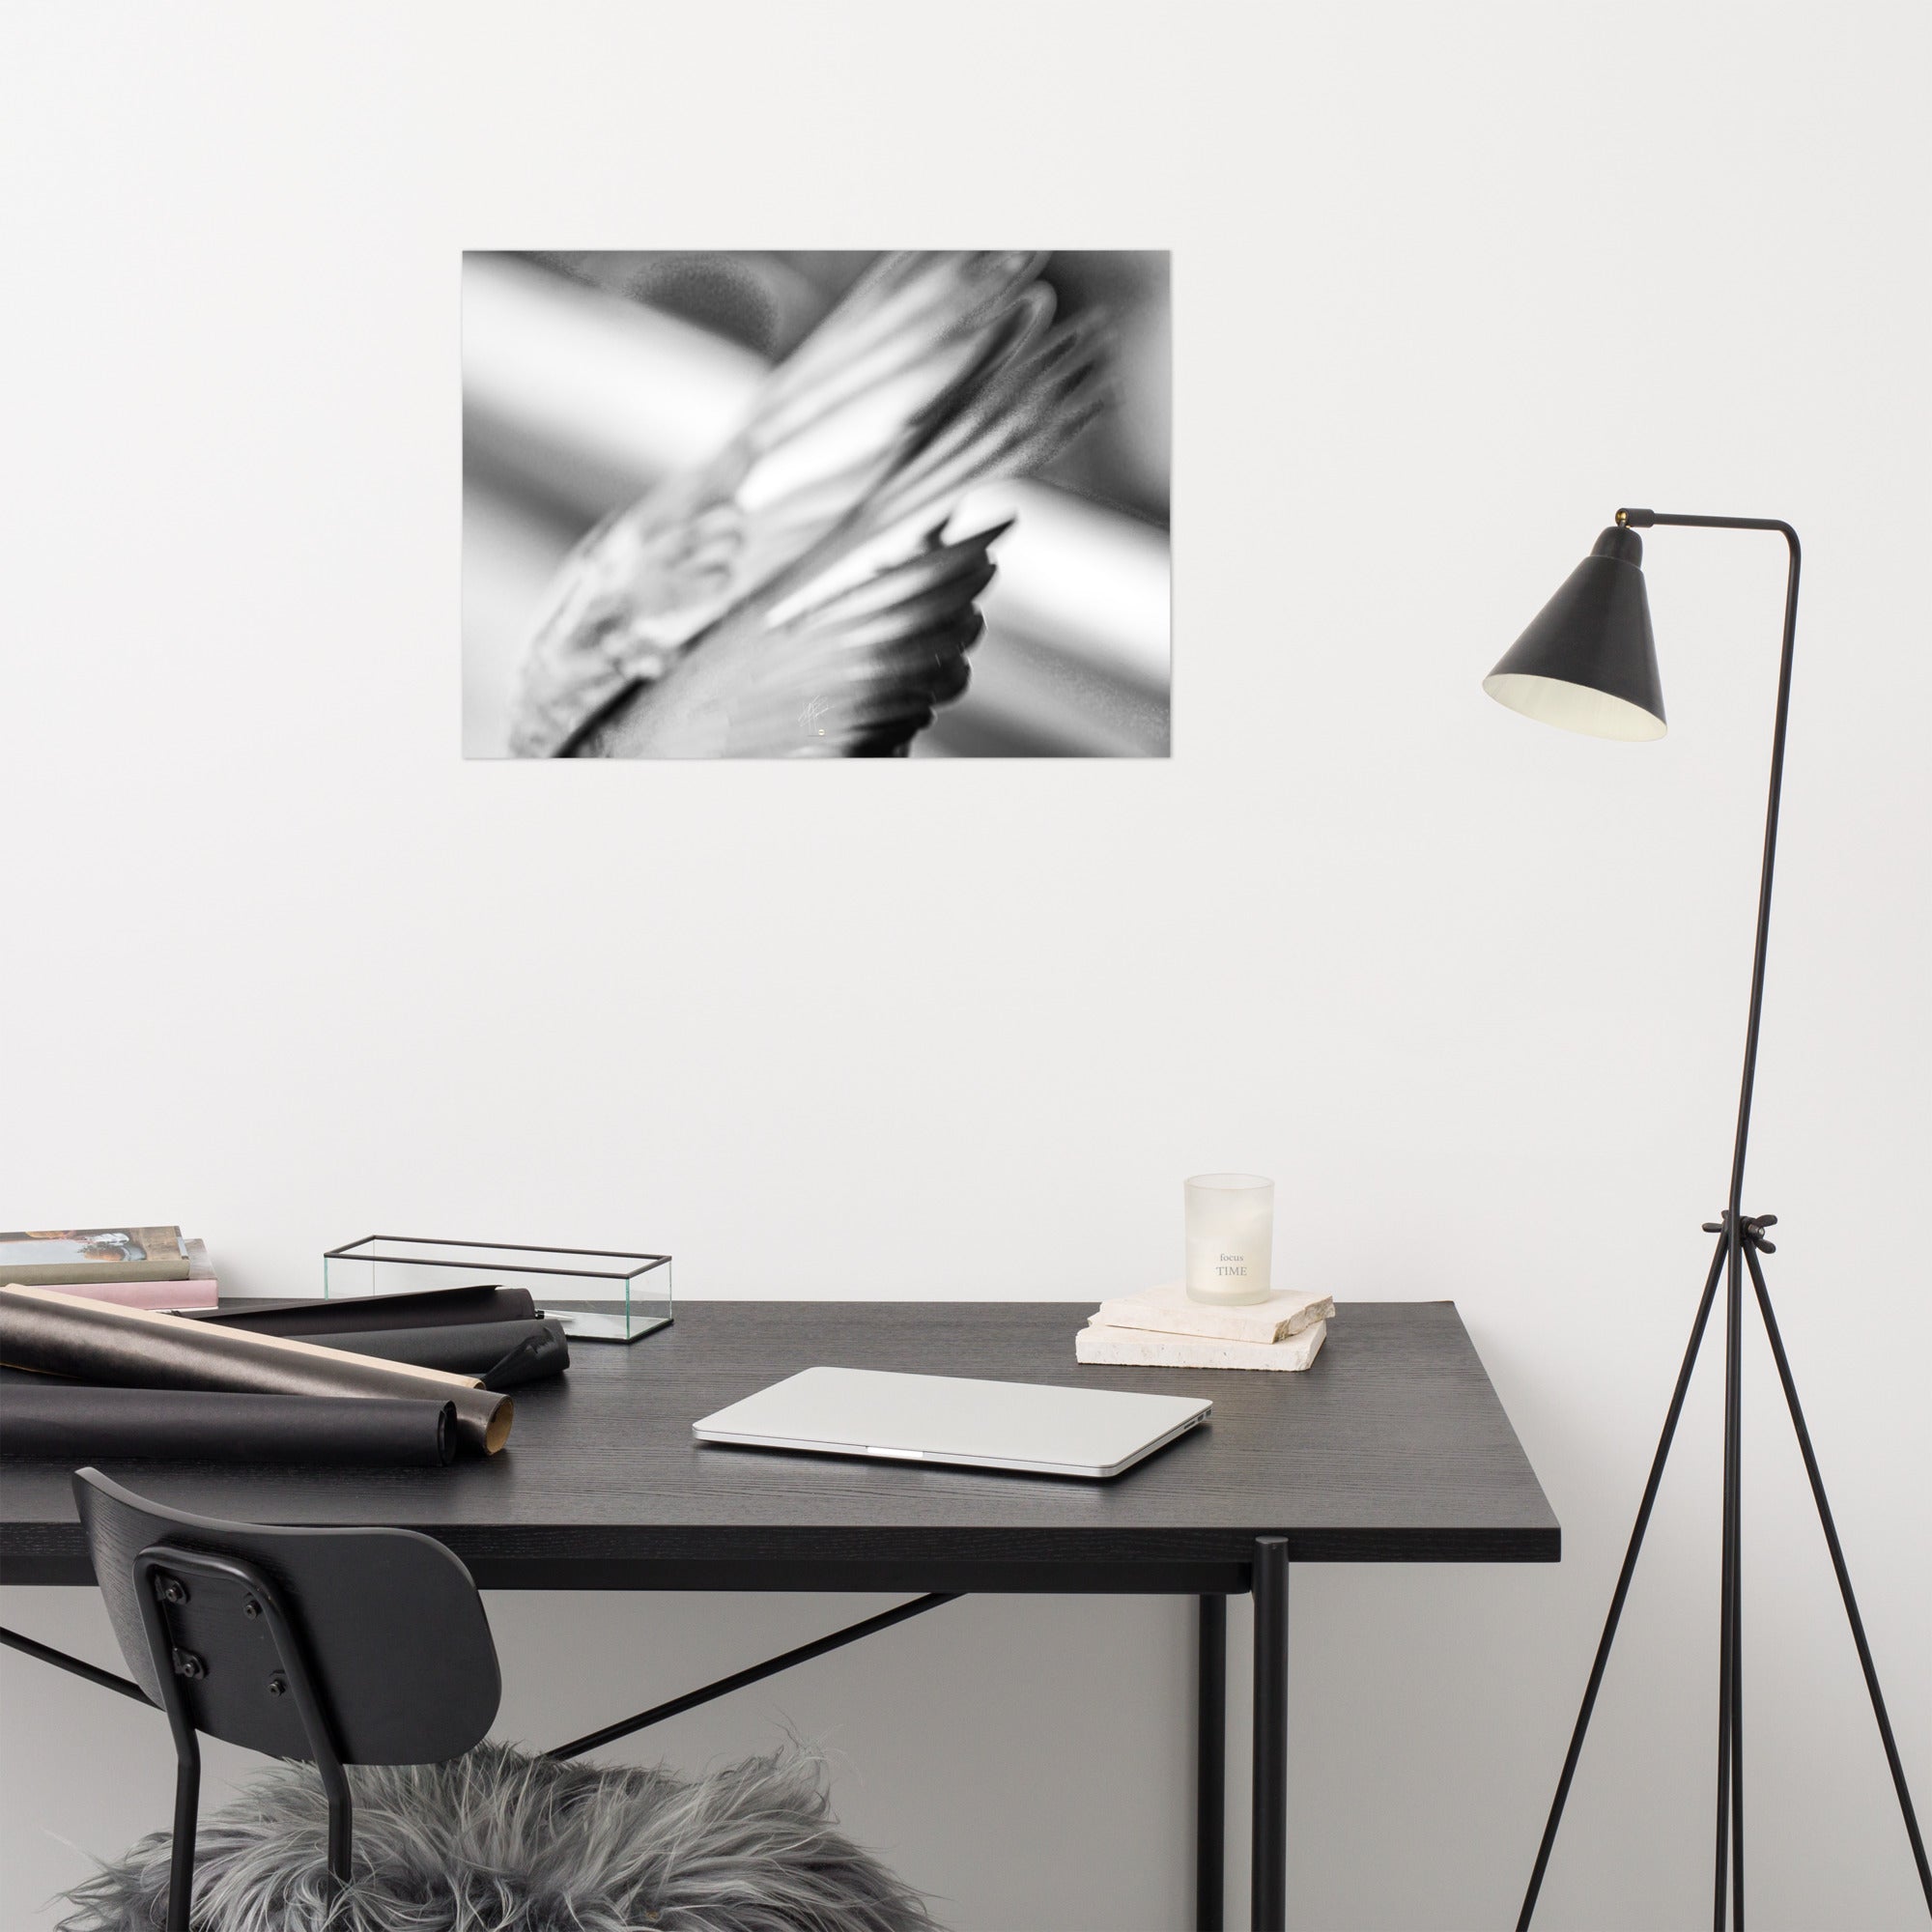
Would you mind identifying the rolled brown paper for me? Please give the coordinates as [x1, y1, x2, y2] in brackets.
[186, 1283, 539, 1336]
[0, 1385, 457, 1467]
[0, 1285, 513, 1456]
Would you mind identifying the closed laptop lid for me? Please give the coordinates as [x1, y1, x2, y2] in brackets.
[693, 1366, 1210, 1478]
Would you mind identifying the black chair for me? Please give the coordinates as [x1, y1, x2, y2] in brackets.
[68, 1468, 934, 1932]
[73, 1466, 501, 1932]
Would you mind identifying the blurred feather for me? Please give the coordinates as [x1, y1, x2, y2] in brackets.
[578, 523, 1006, 758]
[507, 251, 1110, 759]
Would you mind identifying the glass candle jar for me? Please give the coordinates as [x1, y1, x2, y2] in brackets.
[1184, 1173, 1275, 1305]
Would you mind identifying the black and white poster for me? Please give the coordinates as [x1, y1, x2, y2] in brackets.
[463, 251, 1170, 757]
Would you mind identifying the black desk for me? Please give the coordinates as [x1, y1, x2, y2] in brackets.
[0, 1300, 1558, 1929]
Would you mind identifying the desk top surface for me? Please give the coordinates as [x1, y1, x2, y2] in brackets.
[0, 1301, 1558, 1591]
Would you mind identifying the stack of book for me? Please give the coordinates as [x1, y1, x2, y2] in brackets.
[0, 1227, 216, 1310]
[1075, 1279, 1333, 1371]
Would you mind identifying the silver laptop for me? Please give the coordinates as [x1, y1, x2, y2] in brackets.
[692, 1366, 1211, 1480]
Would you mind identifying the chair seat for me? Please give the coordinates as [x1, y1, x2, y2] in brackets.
[59, 1741, 935, 1932]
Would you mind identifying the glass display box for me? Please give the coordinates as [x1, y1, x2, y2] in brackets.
[323, 1237, 671, 1343]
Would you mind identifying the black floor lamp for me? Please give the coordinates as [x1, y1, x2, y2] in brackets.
[1484, 510, 1931, 1930]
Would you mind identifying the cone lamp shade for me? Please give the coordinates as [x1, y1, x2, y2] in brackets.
[1485, 525, 1667, 740]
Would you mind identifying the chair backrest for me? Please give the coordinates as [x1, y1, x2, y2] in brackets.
[74, 1468, 500, 1766]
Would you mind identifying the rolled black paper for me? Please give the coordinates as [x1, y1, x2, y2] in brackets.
[0, 1385, 456, 1467]
[480, 1335, 551, 1392]
[186, 1284, 538, 1335]
[0, 1286, 513, 1456]
[307, 1318, 568, 1385]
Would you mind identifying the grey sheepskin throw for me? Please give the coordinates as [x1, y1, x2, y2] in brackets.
[58, 1741, 937, 1932]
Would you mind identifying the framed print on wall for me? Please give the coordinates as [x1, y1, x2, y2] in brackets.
[462, 251, 1171, 758]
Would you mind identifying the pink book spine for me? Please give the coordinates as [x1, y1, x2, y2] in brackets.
[48, 1278, 220, 1311]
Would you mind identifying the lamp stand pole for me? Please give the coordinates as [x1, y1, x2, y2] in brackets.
[1517, 513, 1931, 1931]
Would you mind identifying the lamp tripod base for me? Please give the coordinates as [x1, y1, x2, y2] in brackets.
[1518, 1213, 1931, 1930]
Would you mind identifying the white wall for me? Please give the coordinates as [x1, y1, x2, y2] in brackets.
[2, 4, 1927, 1926]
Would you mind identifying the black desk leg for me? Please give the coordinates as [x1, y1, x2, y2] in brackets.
[1197, 1594, 1227, 1931]
[1252, 1537, 1290, 1932]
